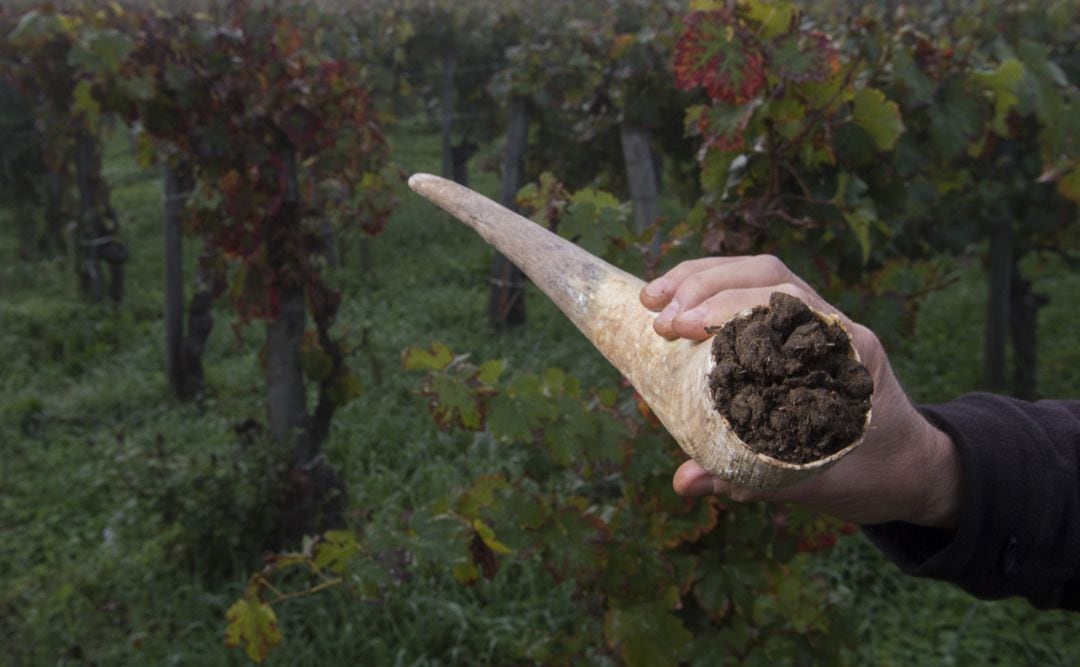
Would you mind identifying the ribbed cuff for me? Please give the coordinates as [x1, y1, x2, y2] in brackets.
[862, 394, 1080, 609]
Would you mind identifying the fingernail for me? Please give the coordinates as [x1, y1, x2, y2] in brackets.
[679, 304, 707, 323]
[644, 279, 669, 300]
[686, 475, 723, 497]
[656, 298, 680, 324]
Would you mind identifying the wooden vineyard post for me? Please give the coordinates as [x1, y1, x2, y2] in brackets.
[620, 122, 660, 237]
[488, 96, 530, 328]
[440, 46, 457, 181]
[265, 148, 309, 447]
[164, 166, 185, 397]
[984, 216, 1012, 393]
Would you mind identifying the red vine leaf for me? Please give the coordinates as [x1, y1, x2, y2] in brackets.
[674, 10, 766, 105]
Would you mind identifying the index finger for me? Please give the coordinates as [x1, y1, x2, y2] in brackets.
[640, 257, 747, 310]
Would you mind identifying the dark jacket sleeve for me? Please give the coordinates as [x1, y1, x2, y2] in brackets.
[862, 393, 1080, 610]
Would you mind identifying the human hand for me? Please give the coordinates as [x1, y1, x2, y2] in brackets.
[640, 255, 962, 529]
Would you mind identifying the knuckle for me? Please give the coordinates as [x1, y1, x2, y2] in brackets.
[754, 254, 790, 282]
[671, 259, 701, 276]
[679, 273, 709, 300]
[775, 281, 808, 302]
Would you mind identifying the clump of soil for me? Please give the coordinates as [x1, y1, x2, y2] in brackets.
[707, 292, 873, 464]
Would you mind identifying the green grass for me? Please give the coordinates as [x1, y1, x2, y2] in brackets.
[3, 125, 1080, 665]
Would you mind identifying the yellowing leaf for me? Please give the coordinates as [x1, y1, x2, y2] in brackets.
[834, 173, 875, 263]
[476, 359, 505, 386]
[326, 370, 361, 407]
[452, 560, 480, 584]
[403, 342, 454, 371]
[72, 80, 100, 129]
[744, 0, 796, 40]
[852, 88, 903, 151]
[313, 530, 361, 574]
[225, 597, 282, 663]
[473, 519, 513, 555]
[842, 204, 875, 264]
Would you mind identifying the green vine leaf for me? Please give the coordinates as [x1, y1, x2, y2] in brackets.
[891, 48, 936, 106]
[9, 10, 58, 41]
[428, 374, 487, 430]
[928, 78, 988, 159]
[562, 188, 632, 257]
[603, 588, 692, 667]
[313, 530, 362, 574]
[973, 58, 1025, 136]
[688, 103, 756, 152]
[539, 506, 609, 581]
[768, 30, 839, 84]
[851, 87, 903, 151]
[68, 28, 133, 75]
[456, 474, 510, 519]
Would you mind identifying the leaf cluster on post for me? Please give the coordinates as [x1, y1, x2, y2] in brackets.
[2, 2, 401, 550]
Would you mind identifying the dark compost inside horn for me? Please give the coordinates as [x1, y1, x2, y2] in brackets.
[707, 292, 874, 464]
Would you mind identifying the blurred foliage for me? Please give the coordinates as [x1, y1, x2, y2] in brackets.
[245, 346, 854, 664]
[2, 1, 1079, 665]
[677, 0, 1078, 347]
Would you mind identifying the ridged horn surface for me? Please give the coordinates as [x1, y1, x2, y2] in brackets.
[408, 173, 867, 489]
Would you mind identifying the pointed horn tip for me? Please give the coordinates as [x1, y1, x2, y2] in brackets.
[407, 172, 443, 194]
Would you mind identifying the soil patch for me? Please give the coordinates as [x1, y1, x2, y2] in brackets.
[707, 292, 873, 464]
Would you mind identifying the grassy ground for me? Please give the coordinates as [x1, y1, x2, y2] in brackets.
[2, 124, 1080, 665]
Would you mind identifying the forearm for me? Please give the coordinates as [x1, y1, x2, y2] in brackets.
[864, 394, 1080, 610]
